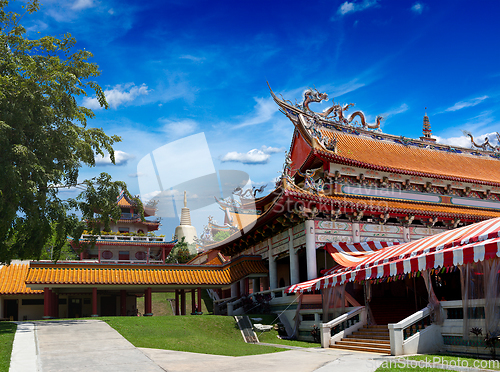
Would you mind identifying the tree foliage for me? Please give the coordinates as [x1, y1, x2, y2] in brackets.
[0, 0, 124, 263]
[213, 230, 231, 242]
[165, 237, 196, 264]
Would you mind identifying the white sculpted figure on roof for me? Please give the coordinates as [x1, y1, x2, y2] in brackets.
[463, 131, 500, 152]
[299, 87, 383, 130]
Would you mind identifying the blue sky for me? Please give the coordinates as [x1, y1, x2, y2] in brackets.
[20, 0, 500, 237]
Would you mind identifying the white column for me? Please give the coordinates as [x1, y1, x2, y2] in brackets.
[288, 228, 299, 285]
[403, 226, 410, 242]
[352, 222, 360, 243]
[230, 283, 238, 298]
[268, 238, 277, 290]
[239, 279, 245, 295]
[253, 278, 260, 293]
[305, 219, 317, 280]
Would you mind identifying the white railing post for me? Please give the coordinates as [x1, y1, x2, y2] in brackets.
[227, 302, 234, 316]
[321, 324, 331, 348]
[388, 323, 404, 356]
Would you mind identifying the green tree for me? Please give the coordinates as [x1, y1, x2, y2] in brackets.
[213, 230, 231, 242]
[0, 0, 125, 263]
[166, 237, 196, 264]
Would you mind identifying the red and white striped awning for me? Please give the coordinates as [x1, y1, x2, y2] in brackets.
[323, 241, 400, 275]
[286, 217, 500, 294]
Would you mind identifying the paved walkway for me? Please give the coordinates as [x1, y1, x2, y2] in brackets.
[9, 319, 392, 372]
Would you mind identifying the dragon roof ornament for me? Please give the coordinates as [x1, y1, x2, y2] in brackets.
[463, 131, 500, 152]
[296, 86, 384, 130]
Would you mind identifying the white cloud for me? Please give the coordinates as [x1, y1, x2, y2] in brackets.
[260, 145, 284, 154]
[382, 103, 409, 118]
[72, 0, 95, 10]
[128, 172, 146, 178]
[234, 97, 278, 129]
[220, 149, 271, 165]
[159, 119, 198, 139]
[108, 8, 115, 15]
[94, 150, 135, 166]
[83, 83, 150, 110]
[445, 96, 489, 112]
[337, 0, 378, 16]
[411, 3, 423, 14]
[179, 55, 205, 62]
[141, 190, 161, 202]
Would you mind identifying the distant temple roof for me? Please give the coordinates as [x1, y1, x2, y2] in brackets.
[25, 256, 267, 289]
[0, 264, 42, 295]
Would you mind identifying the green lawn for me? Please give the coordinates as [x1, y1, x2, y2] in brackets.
[374, 354, 500, 372]
[103, 315, 288, 356]
[136, 291, 212, 316]
[406, 354, 500, 371]
[0, 322, 16, 372]
[246, 314, 319, 348]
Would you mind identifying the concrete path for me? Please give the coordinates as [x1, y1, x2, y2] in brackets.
[141, 346, 391, 372]
[11, 320, 164, 372]
[9, 319, 392, 372]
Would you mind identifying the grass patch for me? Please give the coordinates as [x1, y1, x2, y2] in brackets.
[103, 315, 286, 356]
[405, 354, 500, 371]
[0, 322, 17, 372]
[137, 292, 211, 316]
[246, 314, 319, 348]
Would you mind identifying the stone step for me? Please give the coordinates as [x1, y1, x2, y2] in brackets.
[330, 343, 391, 354]
[340, 337, 390, 345]
[352, 331, 389, 337]
[336, 340, 391, 350]
[346, 334, 390, 340]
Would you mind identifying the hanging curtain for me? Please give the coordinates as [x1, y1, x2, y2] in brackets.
[322, 284, 346, 322]
[289, 293, 303, 339]
[364, 281, 376, 325]
[422, 270, 445, 325]
[460, 263, 486, 339]
[483, 258, 500, 336]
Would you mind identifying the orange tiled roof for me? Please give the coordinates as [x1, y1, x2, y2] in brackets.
[206, 256, 224, 265]
[287, 187, 500, 220]
[321, 131, 500, 185]
[0, 264, 43, 295]
[25, 257, 267, 287]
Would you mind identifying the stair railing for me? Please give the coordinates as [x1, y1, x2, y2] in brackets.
[320, 306, 366, 348]
[388, 306, 431, 356]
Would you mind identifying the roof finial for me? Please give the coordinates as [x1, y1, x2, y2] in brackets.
[184, 190, 187, 208]
[420, 108, 436, 142]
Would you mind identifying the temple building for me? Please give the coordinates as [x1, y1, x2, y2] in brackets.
[200, 85, 500, 355]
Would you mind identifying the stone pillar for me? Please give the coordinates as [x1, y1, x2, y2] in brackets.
[191, 289, 196, 314]
[352, 222, 360, 243]
[230, 283, 238, 298]
[244, 278, 250, 295]
[91, 287, 98, 317]
[120, 290, 127, 316]
[43, 288, 52, 318]
[52, 292, 59, 318]
[197, 288, 202, 313]
[239, 280, 245, 296]
[268, 238, 277, 290]
[180, 290, 186, 315]
[144, 287, 153, 316]
[175, 290, 180, 315]
[403, 226, 411, 242]
[288, 228, 299, 285]
[252, 278, 260, 294]
[305, 219, 317, 280]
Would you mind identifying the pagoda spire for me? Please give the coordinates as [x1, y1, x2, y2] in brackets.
[420, 108, 436, 142]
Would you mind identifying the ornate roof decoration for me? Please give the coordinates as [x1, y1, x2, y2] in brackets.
[463, 130, 500, 152]
[268, 82, 500, 162]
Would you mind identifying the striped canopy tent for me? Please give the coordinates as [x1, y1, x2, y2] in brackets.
[322, 241, 400, 275]
[287, 217, 500, 294]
